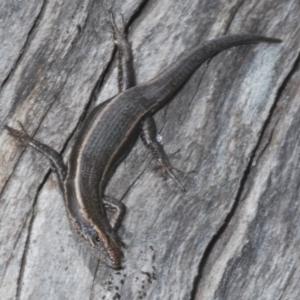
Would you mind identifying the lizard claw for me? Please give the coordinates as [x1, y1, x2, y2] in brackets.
[108, 11, 126, 45]
[5, 123, 32, 147]
[156, 159, 186, 192]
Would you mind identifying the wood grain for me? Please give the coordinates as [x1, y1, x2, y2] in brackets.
[0, 0, 299, 299]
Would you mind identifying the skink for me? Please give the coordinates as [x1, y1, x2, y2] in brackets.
[5, 14, 281, 268]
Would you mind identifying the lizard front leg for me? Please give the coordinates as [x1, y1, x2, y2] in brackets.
[103, 196, 126, 230]
[5, 123, 67, 190]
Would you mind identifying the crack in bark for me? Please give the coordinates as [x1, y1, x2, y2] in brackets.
[16, 169, 51, 300]
[125, 0, 150, 31]
[224, 0, 246, 35]
[59, 21, 117, 145]
[0, 216, 29, 288]
[253, 52, 300, 168]
[189, 52, 300, 300]
[89, 260, 100, 300]
[251, 114, 281, 168]
[0, 0, 47, 91]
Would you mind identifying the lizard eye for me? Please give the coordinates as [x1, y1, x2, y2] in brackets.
[93, 233, 100, 243]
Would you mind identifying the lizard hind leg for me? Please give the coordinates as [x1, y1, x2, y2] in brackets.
[140, 117, 186, 192]
[109, 11, 185, 192]
[109, 11, 126, 43]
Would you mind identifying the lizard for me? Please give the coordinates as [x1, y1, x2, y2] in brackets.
[5, 13, 281, 268]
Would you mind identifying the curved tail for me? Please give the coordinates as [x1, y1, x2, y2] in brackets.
[137, 34, 281, 112]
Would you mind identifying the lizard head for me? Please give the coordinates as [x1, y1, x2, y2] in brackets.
[65, 181, 124, 268]
[89, 228, 124, 269]
[75, 222, 124, 269]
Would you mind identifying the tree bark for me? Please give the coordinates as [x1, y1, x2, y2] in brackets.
[0, 0, 299, 299]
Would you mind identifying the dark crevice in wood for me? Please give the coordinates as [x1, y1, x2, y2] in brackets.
[0, 216, 28, 288]
[190, 52, 300, 300]
[63, 15, 117, 142]
[224, 0, 246, 34]
[124, 0, 150, 32]
[12, 218, 28, 250]
[0, 0, 47, 91]
[89, 260, 100, 300]
[252, 113, 281, 166]
[253, 51, 300, 166]
[76, 50, 115, 130]
[16, 169, 52, 300]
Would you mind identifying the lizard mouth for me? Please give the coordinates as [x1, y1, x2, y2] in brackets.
[91, 232, 124, 269]
[94, 245, 123, 269]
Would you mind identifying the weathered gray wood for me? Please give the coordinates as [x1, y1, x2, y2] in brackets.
[0, 0, 299, 299]
[195, 54, 300, 300]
